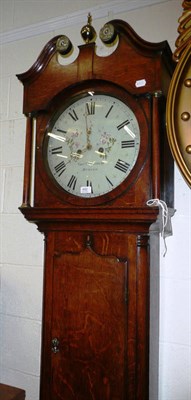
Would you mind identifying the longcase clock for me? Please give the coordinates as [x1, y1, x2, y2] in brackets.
[17, 19, 174, 400]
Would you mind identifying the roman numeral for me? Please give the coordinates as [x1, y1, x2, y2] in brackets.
[67, 175, 77, 190]
[121, 140, 135, 148]
[117, 119, 130, 130]
[56, 128, 67, 133]
[115, 159, 130, 173]
[87, 180, 93, 193]
[54, 161, 66, 176]
[86, 102, 95, 115]
[105, 105, 114, 118]
[105, 176, 113, 186]
[69, 110, 78, 121]
[51, 146, 62, 155]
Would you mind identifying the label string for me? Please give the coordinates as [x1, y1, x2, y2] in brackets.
[146, 198, 170, 257]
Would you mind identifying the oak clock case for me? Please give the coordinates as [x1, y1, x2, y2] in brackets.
[39, 82, 148, 205]
[17, 19, 175, 400]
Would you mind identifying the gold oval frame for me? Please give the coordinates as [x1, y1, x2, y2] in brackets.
[166, 42, 191, 188]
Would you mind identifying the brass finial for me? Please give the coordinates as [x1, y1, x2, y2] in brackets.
[81, 13, 96, 44]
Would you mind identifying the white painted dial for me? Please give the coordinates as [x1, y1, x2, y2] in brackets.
[45, 93, 140, 198]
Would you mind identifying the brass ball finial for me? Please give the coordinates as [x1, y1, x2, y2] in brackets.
[81, 13, 96, 44]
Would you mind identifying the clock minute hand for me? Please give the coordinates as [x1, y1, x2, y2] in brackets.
[85, 111, 92, 150]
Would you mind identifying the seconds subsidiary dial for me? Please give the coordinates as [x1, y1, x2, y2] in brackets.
[44, 93, 140, 198]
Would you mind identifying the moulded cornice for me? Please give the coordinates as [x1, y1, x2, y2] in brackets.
[0, 0, 168, 45]
[16, 19, 174, 87]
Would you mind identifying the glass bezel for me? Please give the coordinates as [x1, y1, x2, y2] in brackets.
[38, 80, 149, 206]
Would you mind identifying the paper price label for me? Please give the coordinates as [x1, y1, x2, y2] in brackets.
[80, 186, 92, 194]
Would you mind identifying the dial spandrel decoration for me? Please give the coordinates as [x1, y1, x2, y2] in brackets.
[44, 93, 140, 198]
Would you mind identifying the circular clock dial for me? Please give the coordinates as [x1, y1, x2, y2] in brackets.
[44, 93, 140, 198]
